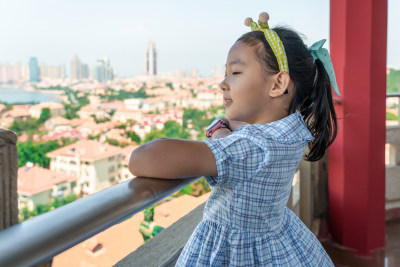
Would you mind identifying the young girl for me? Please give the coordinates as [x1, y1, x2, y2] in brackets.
[129, 12, 338, 266]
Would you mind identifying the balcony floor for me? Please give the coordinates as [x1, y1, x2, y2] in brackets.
[320, 217, 400, 266]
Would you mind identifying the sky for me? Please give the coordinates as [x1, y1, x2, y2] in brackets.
[0, 0, 399, 78]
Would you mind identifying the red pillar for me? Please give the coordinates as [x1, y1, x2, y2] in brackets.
[329, 0, 387, 255]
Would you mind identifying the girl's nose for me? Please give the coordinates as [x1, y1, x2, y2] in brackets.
[219, 78, 229, 91]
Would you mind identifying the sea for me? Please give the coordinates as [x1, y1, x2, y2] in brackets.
[0, 87, 63, 104]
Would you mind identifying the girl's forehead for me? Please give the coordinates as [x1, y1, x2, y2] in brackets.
[226, 43, 256, 66]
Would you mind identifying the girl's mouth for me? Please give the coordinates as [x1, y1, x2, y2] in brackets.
[224, 99, 232, 107]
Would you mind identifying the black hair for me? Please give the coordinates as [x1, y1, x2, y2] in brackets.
[237, 28, 338, 162]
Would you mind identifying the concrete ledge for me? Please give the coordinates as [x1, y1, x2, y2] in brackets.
[386, 165, 400, 201]
[386, 125, 400, 144]
[114, 202, 205, 267]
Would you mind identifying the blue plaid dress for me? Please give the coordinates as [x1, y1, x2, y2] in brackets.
[176, 113, 334, 266]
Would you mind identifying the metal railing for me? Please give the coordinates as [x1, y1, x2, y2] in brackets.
[0, 175, 199, 267]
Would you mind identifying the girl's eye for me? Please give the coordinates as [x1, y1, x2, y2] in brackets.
[232, 72, 241, 75]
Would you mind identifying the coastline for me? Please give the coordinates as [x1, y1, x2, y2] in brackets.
[0, 86, 65, 104]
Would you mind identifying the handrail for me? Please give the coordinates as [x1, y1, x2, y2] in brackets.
[387, 92, 400, 98]
[0, 176, 199, 267]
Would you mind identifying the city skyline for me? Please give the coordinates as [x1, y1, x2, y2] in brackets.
[0, 0, 399, 77]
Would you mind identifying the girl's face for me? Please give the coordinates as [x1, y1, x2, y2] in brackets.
[220, 41, 276, 124]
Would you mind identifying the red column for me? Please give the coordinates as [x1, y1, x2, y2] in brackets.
[329, 0, 387, 255]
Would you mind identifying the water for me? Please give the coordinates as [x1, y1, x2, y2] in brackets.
[0, 87, 63, 104]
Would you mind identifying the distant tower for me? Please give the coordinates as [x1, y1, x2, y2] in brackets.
[71, 56, 82, 80]
[29, 57, 39, 82]
[145, 41, 158, 76]
[94, 57, 113, 83]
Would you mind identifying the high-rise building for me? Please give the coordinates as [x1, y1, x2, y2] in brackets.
[145, 41, 158, 76]
[13, 63, 21, 81]
[71, 56, 82, 80]
[81, 64, 89, 79]
[21, 64, 30, 81]
[94, 57, 113, 83]
[29, 57, 39, 82]
[40, 63, 47, 80]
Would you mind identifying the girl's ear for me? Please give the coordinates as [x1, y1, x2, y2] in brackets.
[268, 71, 291, 98]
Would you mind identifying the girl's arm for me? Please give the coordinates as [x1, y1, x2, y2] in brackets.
[129, 126, 233, 179]
[129, 137, 219, 179]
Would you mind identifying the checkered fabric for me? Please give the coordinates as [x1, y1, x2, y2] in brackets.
[176, 112, 334, 266]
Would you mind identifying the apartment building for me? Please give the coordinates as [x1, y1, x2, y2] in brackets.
[47, 140, 124, 195]
[17, 163, 77, 211]
[30, 102, 66, 118]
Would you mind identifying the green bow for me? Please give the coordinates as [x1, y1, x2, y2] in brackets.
[309, 39, 341, 96]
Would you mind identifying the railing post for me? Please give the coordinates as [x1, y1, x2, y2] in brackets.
[299, 159, 312, 229]
[0, 129, 19, 230]
[389, 144, 400, 166]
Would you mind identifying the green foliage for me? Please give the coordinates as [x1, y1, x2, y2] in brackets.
[387, 112, 399, 121]
[63, 103, 80, 119]
[143, 121, 190, 143]
[166, 82, 174, 90]
[91, 115, 110, 124]
[9, 119, 41, 135]
[183, 108, 214, 132]
[76, 93, 89, 106]
[88, 134, 100, 140]
[17, 138, 76, 168]
[105, 138, 129, 147]
[106, 138, 119, 146]
[388, 69, 400, 93]
[133, 87, 150, 98]
[143, 129, 165, 143]
[19, 194, 78, 221]
[163, 121, 190, 139]
[116, 124, 127, 129]
[100, 87, 152, 101]
[127, 131, 141, 144]
[52, 194, 77, 209]
[38, 108, 51, 123]
[173, 177, 211, 197]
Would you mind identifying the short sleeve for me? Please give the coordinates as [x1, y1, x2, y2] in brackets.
[202, 135, 267, 187]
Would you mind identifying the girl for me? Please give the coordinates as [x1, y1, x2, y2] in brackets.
[129, 12, 338, 266]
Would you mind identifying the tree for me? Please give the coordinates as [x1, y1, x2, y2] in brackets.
[38, 108, 51, 123]
[183, 108, 213, 132]
[163, 121, 190, 139]
[9, 119, 41, 135]
[143, 129, 165, 143]
[127, 131, 141, 144]
[17, 138, 76, 168]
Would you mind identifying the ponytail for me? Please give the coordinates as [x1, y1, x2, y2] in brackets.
[299, 59, 338, 161]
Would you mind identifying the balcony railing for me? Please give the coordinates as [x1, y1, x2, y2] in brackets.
[0, 127, 328, 266]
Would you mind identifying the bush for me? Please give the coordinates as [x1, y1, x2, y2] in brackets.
[387, 112, 398, 121]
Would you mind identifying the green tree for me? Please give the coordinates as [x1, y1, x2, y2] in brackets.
[52, 194, 77, 209]
[17, 138, 76, 168]
[38, 108, 51, 123]
[127, 131, 141, 144]
[143, 129, 165, 143]
[163, 121, 190, 139]
[387, 69, 400, 93]
[183, 108, 213, 132]
[9, 119, 41, 135]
